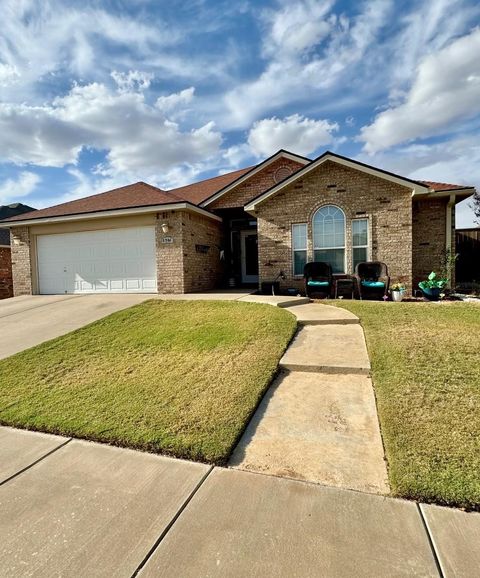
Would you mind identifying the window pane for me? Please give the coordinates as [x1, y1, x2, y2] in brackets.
[293, 250, 307, 276]
[313, 205, 345, 249]
[352, 219, 368, 246]
[353, 247, 367, 272]
[314, 249, 345, 273]
[292, 224, 307, 251]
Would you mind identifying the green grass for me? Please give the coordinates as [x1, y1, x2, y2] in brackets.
[0, 300, 296, 465]
[334, 300, 480, 509]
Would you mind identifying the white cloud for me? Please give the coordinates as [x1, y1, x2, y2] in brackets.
[111, 70, 154, 92]
[0, 62, 20, 86]
[156, 87, 195, 112]
[248, 114, 338, 157]
[0, 171, 40, 204]
[360, 28, 480, 153]
[222, 144, 253, 169]
[0, 81, 222, 174]
[224, 0, 393, 128]
[0, 0, 181, 102]
[357, 135, 480, 227]
[386, 0, 479, 98]
[263, 0, 335, 57]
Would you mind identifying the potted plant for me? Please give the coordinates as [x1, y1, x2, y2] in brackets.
[390, 282, 406, 302]
[418, 271, 448, 301]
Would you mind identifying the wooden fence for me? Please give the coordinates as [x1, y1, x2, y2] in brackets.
[456, 228, 480, 282]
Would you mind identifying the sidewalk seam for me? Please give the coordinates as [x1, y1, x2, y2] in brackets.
[131, 465, 214, 577]
[417, 503, 445, 578]
[0, 437, 72, 486]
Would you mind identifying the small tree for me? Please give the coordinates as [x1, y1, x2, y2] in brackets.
[441, 249, 459, 290]
[472, 189, 480, 224]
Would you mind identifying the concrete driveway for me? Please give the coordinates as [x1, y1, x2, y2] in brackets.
[0, 294, 153, 360]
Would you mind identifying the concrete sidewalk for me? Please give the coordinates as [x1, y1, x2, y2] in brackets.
[1, 427, 479, 577]
[230, 302, 388, 493]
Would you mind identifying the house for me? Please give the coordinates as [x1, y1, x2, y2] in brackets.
[0, 203, 36, 299]
[0, 150, 475, 296]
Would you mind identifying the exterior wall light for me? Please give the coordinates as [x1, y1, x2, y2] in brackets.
[161, 223, 170, 234]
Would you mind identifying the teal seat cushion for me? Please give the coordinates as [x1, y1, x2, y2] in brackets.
[307, 280, 329, 287]
[361, 280, 385, 288]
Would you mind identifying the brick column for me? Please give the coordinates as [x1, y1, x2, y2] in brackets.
[10, 227, 33, 296]
[0, 246, 13, 299]
[155, 212, 185, 293]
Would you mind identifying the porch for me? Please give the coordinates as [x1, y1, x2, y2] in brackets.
[217, 208, 259, 289]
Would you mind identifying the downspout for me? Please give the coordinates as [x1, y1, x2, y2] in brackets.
[446, 193, 455, 288]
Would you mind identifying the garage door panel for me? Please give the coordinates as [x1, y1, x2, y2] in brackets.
[37, 226, 157, 294]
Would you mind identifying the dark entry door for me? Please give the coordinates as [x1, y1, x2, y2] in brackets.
[241, 231, 259, 284]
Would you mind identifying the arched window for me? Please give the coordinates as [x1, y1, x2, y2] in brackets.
[313, 205, 345, 273]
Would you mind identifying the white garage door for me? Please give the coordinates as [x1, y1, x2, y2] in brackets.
[37, 226, 157, 294]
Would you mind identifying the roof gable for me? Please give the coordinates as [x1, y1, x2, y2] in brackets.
[200, 150, 310, 207]
[244, 151, 431, 211]
[1, 182, 182, 223]
[167, 166, 254, 205]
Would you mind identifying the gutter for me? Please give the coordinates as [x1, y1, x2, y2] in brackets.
[446, 193, 456, 255]
[0, 202, 222, 227]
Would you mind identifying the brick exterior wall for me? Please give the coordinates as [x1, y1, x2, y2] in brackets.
[182, 213, 224, 292]
[209, 158, 305, 210]
[412, 198, 454, 287]
[10, 226, 33, 296]
[156, 212, 186, 293]
[156, 210, 223, 293]
[0, 246, 13, 299]
[254, 160, 413, 292]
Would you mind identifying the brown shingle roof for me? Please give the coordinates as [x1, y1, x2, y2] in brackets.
[167, 166, 254, 205]
[2, 182, 184, 223]
[420, 181, 474, 192]
[1, 167, 255, 223]
[1, 164, 475, 225]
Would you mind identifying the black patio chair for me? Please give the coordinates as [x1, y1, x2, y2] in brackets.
[355, 261, 390, 300]
[304, 262, 333, 298]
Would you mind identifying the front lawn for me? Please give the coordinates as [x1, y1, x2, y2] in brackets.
[0, 300, 296, 464]
[335, 301, 480, 510]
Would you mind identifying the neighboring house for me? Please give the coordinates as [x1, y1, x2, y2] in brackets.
[0, 150, 475, 296]
[0, 203, 36, 299]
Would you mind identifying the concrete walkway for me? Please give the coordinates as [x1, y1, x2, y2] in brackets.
[1, 427, 479, 577]
[230, 301, 389, 494]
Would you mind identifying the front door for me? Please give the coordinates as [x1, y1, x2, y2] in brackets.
[241, 231, 259, 284]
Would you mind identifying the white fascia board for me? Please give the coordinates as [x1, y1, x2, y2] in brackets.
[1, 203, 222, 228]
[200, 151, 310, 208]
[245, 154, 431, 211]
[423, 187, 475, 199]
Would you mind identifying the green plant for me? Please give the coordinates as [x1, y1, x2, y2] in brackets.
[440, 249, 459, 286]
[419, 271, 448, 290]
[391, 283, 406, 292]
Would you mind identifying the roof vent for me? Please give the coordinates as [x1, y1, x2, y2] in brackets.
[274, 166, 293, 183]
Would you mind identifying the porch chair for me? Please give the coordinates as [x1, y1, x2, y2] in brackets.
[304, 262, 333, 298]
[355, 261, 390, 300]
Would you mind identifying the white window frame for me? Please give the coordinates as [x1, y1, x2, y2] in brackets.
[352, 217, 370, 273]
[312, 205, 346, 274]
[291, 223, 307, 277]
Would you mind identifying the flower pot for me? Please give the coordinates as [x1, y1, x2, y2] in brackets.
[420, 286, 441, 301]
[391, 290, 404, 302]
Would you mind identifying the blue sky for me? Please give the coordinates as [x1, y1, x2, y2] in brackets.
[0, 0, 479, 226]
